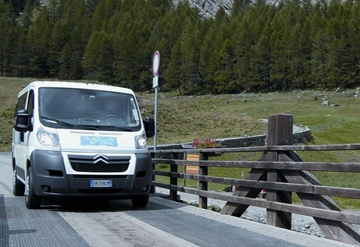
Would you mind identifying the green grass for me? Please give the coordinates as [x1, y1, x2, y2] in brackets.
[144, 90, 360, 209]
[2, 77, 360, 208]
[0, 77, 37, 151]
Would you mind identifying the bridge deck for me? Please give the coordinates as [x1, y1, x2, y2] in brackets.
[60, 195, 355, 247]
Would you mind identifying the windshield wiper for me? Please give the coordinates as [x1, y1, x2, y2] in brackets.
[41, 117, 133, 131]
[76, 125, 133, 131]
[101, 125, 133, 131]
[41, 116, 75, 127]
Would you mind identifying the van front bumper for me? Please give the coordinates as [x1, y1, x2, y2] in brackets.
[30, 150, 153, 199]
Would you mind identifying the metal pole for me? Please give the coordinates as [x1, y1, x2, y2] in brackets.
[154, 86, 158, 151]
[150, 85, 158, 194]
[151, 51, 160, 194]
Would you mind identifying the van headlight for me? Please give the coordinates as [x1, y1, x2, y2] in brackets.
[135, 133, 147, 149]
[37, 127, 60, 147]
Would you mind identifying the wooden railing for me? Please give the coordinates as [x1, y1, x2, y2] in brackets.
[150, 113, 360, 245]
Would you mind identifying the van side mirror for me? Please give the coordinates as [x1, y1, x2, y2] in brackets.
[144, 117, 155, 138]
[14, 109, 32, 132]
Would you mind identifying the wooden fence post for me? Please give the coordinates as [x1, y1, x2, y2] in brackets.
[170, 152, 178, 201]
[199, 152, 208, 209]
[266, 113, 292, 229]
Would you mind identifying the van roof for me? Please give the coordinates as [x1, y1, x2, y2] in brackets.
[19, 81, 135, 96]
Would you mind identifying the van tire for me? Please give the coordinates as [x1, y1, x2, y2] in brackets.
[25, 167, 41, 209]
[13, 169, 25, 196]
[131, 194, 149, 208]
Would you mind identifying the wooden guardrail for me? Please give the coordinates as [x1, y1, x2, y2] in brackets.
[150, 113, 360, 245]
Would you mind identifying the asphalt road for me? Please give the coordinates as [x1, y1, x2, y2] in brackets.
[0, 152, 354, 247]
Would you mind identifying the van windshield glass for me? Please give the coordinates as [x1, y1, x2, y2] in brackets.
[38, 87, 141, 131]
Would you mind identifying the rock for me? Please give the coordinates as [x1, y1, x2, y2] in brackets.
[173, 0, 233, 18]
[321, 100, 329, 106]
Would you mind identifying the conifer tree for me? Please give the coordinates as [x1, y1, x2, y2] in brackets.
[252, 25, 272, 91]
[0, 2, 15, 76]
[47, 0, 61, 25]
[232, 16, 254, 92]
[48, 23, 68, 77]
[310, 2, 329, 89]
[199, 19, 215, 93]
[178, 19, 202, 95]
[3, 26, 18, 76]
[294, 18, 313, 89]
[19, 0, 35, 29]
[83, 31, 102, 80]
[214, 39, 237, 93]
[3, 0, 360, 93]
[26, 7, 52, 77]
[347, 2, 360, 87]
[13, 26, 30, 77]
[164, 40, 183, 94]
[97, 33, 115, 84]
[312, 30, 331, 89]
[59, 17, 90, 80]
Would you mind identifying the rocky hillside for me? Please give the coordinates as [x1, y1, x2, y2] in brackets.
[173, 0, 233, 18]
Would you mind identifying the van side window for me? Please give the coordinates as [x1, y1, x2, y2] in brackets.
[15, 92, 27, 117]
[15, 92, 30, 142]
[129, 98, 140, 126]
[27, 90, 34, 116]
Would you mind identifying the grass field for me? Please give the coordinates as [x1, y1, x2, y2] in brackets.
[2, 77, 360, 208]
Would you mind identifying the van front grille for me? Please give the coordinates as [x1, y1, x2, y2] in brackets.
[68, 154, 130, 173]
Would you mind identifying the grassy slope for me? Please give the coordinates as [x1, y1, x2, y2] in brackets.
[142, 90, 360, 209]
[2, 77, 360, 208]
[0, 77, 37, 151]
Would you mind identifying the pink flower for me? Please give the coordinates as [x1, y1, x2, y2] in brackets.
[191, 138, 221, 149]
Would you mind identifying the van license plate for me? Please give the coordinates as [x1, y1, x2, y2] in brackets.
[90, 180, 113, 188]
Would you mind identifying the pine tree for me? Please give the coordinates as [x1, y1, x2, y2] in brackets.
[312, 30, 331, 89]
[252, 24, 272, 91]
[0, 2, 16, 76]
[310, 1, 329, 89]
[232, 15, 254, 92]
[59, 17, 91, 80]
[165, 40, 183, 95]
[3, 26, 18, 76]
[13, 26, 30, 77]
[47, 0, 61, 24]
[293, 18, 313, 89]
[83, 31, 102, 80]
[325, 4, 353, 89]
[97, 33, 115, 84]
[48, 23, 68, 77]
[214, 39, 237, 93]
[179, 19, 203, 95]
[347, 1, 360, 87]
[18, 0, 35, 29]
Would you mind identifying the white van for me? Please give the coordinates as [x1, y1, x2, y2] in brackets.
[12, 81, 155, 209]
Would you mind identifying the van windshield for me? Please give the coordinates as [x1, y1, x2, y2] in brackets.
[38, 87, 142, 131]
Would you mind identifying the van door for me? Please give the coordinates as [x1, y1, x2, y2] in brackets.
[14, 90, 34, 180]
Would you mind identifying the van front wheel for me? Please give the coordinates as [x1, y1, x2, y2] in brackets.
[25, 167, 41, 209]
[13, 169, 25, 196]
[131, 195, 149, 208]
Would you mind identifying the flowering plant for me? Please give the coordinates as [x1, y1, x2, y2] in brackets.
[191, 138, 222, 149]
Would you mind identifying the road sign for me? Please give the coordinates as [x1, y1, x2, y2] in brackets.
[152, 51, 160, 77]
[153, 75, 158, 88]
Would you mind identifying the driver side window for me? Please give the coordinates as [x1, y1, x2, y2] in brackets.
[27, 90, 34, 116]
